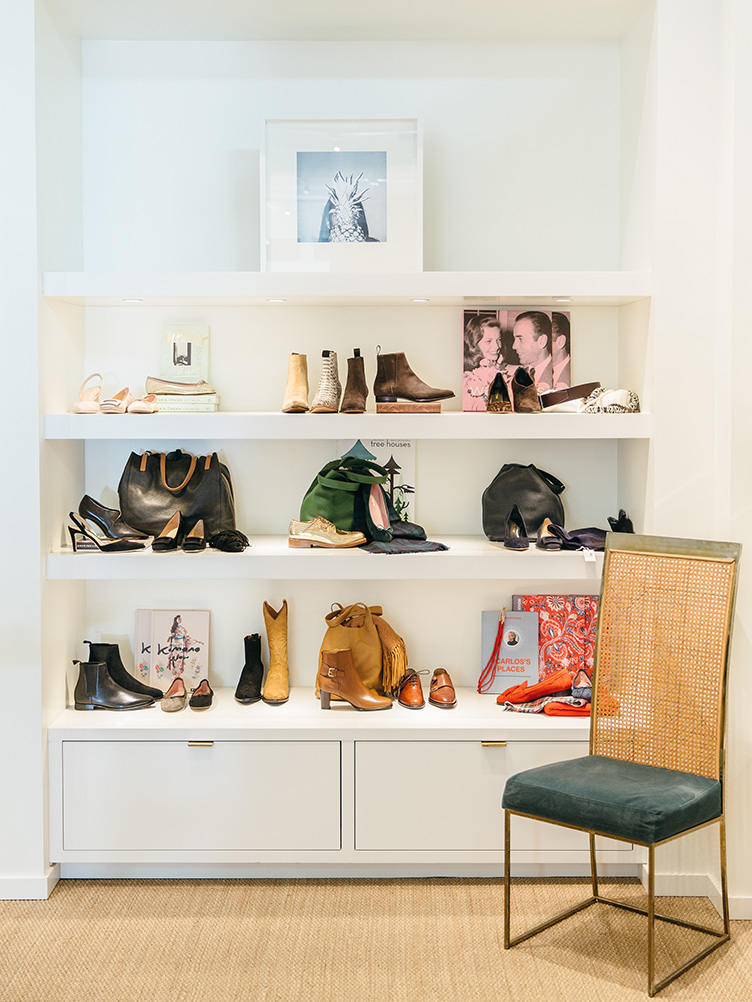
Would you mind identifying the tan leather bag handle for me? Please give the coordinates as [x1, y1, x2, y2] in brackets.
[326, 603, 383, 628]
[160, 452, 198, 493]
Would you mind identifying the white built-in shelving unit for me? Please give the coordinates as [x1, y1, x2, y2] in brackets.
[13, 0, 748, 901]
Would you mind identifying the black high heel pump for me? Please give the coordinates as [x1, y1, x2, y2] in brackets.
[152, 511, 183, 552]
[182, 519, 206, 552]
[503, 504, 529, 551]
[486, 372, 512, 413]
[68, 513, 147, 552]
[78, 494, 149, 540]
[535, 517, 563, 551]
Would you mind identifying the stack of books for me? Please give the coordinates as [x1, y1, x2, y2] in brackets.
[156, 324, 217, 411]
[153, 393, 219, 413]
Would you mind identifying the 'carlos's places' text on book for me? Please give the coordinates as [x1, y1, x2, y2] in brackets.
[478, 610, 539, 693]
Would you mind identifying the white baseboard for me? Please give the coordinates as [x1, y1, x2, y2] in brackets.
[638, 868, 743, 918]
[0, 864, 60, 900]
[60, 861, 641, 880]
[49, 864, 752, 919]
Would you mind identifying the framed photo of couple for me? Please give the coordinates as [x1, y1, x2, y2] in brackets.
[462, 308, 572, 412]
[261, 118, 422, 272]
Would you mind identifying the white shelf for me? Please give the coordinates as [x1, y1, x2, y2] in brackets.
[45, 411, 651, 441]
[40, 4, 647, 44]
[48, 687, 591, 741]
[42, 270, 652, 307]
[47, 535, 604, 581]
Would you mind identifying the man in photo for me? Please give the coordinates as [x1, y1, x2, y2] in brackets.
[506, 631, 520, 647]
[552, 311, 571, 388]
[512, 310, 553, 392]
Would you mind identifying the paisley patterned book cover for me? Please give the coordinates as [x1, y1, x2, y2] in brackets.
[512, 594, 598, 679]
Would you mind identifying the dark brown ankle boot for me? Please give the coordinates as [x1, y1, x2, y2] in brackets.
[373, 349, 454, 403]
[511, 367, 542, 413]
[340, 349, 368, 413]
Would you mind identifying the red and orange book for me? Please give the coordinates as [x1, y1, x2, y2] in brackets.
[512, 594, 598, 680]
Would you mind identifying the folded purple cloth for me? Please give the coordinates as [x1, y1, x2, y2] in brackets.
[548, 525, 607, 551]
[362, 539, 449, 554]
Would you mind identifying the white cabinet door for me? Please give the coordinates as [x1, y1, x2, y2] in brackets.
[355, 740, 628, 852]
[62, 740, 341, 851]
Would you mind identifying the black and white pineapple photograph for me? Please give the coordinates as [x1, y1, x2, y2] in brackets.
[296, 151, 387, 244]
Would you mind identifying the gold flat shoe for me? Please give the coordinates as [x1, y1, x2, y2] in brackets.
[288, 517, 366, 549]
[145, 376, 216, 395]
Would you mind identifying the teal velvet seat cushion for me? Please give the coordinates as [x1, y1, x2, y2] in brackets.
[502, 754, 722, 845]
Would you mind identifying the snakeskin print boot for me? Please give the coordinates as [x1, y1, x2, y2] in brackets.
[310, 350, 342, 413]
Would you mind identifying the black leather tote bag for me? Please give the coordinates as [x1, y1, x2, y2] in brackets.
[118, 449, 236, 536]
[482, 463, 565, 539]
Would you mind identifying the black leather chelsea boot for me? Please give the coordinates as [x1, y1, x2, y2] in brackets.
[73, 660, 155, 711]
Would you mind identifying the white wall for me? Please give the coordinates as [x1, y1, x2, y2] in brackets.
[80, 40, 621, 273]
[0, 0, 48, 896]
[726, 0, 752, 916]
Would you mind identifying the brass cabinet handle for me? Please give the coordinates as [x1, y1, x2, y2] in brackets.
[187, 741, 214, 748]
[481, 741, 508, 747]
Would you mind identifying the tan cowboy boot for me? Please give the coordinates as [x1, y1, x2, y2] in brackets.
[262, 600, 289, 704]
[282, 354, 309, 413]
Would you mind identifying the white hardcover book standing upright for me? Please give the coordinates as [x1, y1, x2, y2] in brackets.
[135, 609, 211, 693]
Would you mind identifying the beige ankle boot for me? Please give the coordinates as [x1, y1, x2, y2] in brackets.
[262, 600, 289, 704]
[282, 354, 309, 413]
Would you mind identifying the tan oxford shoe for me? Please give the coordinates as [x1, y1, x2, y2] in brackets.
[428, 668, 457, 708]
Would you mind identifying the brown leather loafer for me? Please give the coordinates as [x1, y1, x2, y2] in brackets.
[396, 668, 428, 709]
[428, 668, 457, 708]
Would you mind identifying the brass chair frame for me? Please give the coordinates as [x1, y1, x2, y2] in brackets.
[503, 533, 741, 997]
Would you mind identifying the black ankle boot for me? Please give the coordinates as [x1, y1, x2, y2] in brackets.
[235, 634, 265, 704]
[73, 660, 155, 711]
[85, 641, 163, 700]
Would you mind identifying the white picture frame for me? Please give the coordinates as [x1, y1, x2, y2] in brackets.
[261, 118, 422, 272]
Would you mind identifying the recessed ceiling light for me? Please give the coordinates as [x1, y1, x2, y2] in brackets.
[267, 298, 287, 304]
[122, 298, 142, 304]
[411, 298, 430, 303]
[333, 146, 341, 152]
[554, 297, 572, 303]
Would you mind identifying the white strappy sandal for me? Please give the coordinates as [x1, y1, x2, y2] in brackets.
[72, 373, 103, 414]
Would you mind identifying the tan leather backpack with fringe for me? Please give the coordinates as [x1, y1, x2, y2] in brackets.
[316, 602, 407, 697]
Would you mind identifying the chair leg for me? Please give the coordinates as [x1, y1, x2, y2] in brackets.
[503, 809, 596, 949]
[503, 809, 511, 948]
[644, 823, 730, 997]
[648, 844, 656, 996]
[720, 816, 730, 936]
[590, 832, 599, 898]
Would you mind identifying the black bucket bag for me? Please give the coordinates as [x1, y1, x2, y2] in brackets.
[482, 463, 565, 540]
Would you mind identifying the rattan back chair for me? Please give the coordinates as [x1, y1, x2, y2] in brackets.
[502, 533, 741, 997]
